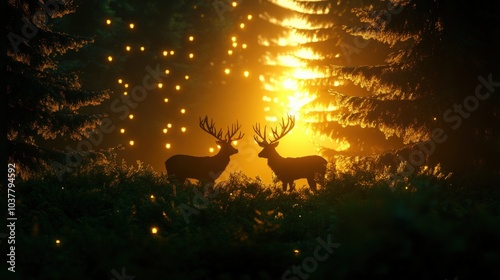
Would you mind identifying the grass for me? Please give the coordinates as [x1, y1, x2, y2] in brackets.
[3, 160, 500, 280]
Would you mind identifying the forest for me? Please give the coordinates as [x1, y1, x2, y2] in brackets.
[4, 0, 500, 279]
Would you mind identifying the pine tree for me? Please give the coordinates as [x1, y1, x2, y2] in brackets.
[296, 0, 500, 174]
[6, 0, 110, 176]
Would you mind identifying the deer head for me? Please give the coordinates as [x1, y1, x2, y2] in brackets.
[253, 115, 295, 158]
[199, 116, 244, 156]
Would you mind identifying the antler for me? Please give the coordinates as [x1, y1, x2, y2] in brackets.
[225, 121, 244, 142]
[253, 115, 295, 145]
[200, 116, 244, 143]
[199, 116, 224, 141]
[269, 115, 295, 144]
[253, 123, 268, 144]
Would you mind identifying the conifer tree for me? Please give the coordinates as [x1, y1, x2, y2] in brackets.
[6, 0, 110, 175]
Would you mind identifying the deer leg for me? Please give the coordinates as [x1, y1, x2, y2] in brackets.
[307, 177, 317, 191]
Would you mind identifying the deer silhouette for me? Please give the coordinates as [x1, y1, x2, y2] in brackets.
[165, 116, 244, 184]
[253, 115, 327, 191]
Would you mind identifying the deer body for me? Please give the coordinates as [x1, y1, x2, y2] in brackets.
[165, 147, 234, 183]
[254, 116, 328, 191]
[265, 154, 327, 191]
[165, 116, 244, 184]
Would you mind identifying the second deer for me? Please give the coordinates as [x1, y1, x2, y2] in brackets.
[253, 115, 327, 191]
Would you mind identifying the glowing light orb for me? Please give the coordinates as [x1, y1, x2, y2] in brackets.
[189, 36, 194, 41]
[224, 68, 231, 75]
[126, 46, 131, 51]
[180, 109, 186, 114]
[247, 15, 253, 20]
[107, 56, 113, 62]
[181, 127, 187, 133]
[123, 92, 128, 96]
[129, 23, 135, 29]
[164, 98, 169, 103]
[163, 128, 168, 134]
[175, 85, 181, 91]
[163, 51, 168, 56]
[151, 227, 158, 234]
[118, 79, 123, 84]
[106, 19, 111, 25]
[166, 143, 171, 149]
[158, 83, 163, 89]
[120, 128, 125, 133]
[189, 53, 194, 59]
[184, 75, 190, 80]
[167, 123, 172, 128]
[228, 50, 233, 55]
[140, 46, 145, 51]
[129, 114, 134, 119]
[129, 140, 135, 146]
[243, 71, 249, 77]
[170, 50, 175, 55]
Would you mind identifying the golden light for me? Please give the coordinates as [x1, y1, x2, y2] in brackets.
[165, 69, 170, 74]
[120, 128, 125, 133]
[247, 14, 253, 20]
[107, 56, 113, 62]
[227, 50, 233, 55]
[242, 43, 247, 49]
[129, 23, 135, 29]
[333, 81, 340, 87]
[184, 75, 190, 80]
[126, 45, 131, 51]
[181, 127, 187, 133]
[106, 19, 111, 25]
[123, 91, 128, 96]
[433, 117, 437, 121]
[167, 123, 172, 128]
[232, 140, 238, 146]
[180, 108, 186, 114]
[164, 98, 169, 103]
[240, 23, 245, 29]
[163, 51, 168, 56]
[189, 36, 194, 41]
[170, 50, 175, 55]
[165, 143, 171, 149]
[163, 128, 168, 134]
[209, 147, 215, 153]
[224, 68, 231, 75]
[175, 85, 181, 91]
[55, 239, 61, 245]
[151, 227, 158, 234]
[140, 46, 145, 51]
[232, 1, 238, 7]
[232, 42, 238, 48]
[124, 83, 129, 88]
[129, 140, 135, 146]
[118, 79, 123, 84]
[294, 249, 299, 255]
[243, 71, 249, 77]
[217, 145, 221, 149]
[334, 53, 340, 58]
[158, 83, 163, 89]
[231, 36, 237, 42]
[189, 53, 194, 59]
[150, 194, 155, 201]
[129, 114, 134, 119]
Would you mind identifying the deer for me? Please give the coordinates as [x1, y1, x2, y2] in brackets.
[165, 116, 244, 184]
[253, 115, 327, 192]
